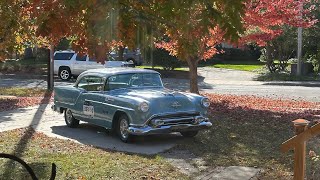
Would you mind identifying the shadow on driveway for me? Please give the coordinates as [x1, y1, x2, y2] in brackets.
[50, 123, 184, 155]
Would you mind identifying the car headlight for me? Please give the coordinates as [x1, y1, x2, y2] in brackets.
[139, 102, 149, 112]
[201, 98, 210, 108]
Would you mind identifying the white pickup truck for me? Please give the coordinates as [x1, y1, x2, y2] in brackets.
[54, 50, 134, 80]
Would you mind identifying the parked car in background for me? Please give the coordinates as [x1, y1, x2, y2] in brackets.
[54, 50, 134, 81]
[110, 47, 143, 66]
[52, 68, 212, 142]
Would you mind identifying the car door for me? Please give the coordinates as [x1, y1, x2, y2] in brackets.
[73, 54, 88, 75]
[75, 75, 111, 128]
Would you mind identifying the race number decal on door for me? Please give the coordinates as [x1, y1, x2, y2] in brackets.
[83, 105, 94, 118]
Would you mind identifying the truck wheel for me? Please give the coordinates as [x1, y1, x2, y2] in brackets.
[59, 67, 71, 81]
[64, 109, 79, 128]
[117, 114, 132, 143]
[180, 131, 198, 138]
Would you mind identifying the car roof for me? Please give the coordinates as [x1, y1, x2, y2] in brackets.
[54, 50, 75, 53]
[78, 68, 160, 79]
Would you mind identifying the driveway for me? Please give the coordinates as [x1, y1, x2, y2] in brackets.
[0, 104, 184, 155]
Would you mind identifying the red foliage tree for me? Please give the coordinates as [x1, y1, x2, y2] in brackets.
[241, 0, 316, 46]
[156, 0, 316, 93]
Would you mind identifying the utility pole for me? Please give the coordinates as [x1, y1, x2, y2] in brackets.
[297, 2, 303, 76]
[297, 27, 303, 76]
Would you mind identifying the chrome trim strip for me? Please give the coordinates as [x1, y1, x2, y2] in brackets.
[160, 117, 194, 122]
[55, 100, 75, 106]
[128, 121, 212, 135]
[84, 99, 135, 111]
[129, 111, 201, 127]
[143, 111, 200, 126]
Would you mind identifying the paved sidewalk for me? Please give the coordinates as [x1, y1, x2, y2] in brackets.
[0, 104, 182, 155]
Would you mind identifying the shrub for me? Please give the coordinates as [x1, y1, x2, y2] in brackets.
[306, 50, 320, 74]
[214, 46, 261, 62]
[147, 48, 182, 70]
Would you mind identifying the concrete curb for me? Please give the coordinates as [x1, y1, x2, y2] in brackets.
[262, 81, 320, 87]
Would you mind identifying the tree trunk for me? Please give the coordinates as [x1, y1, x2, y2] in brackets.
[47, 45, 54, 90]
[187, 58, 199, 94]
[265, 44, 275, 73]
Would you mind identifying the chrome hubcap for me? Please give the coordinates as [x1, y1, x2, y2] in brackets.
[60, 70, 70, 79]
[119, 119, 129, 139]
[66, 109, 73, 124]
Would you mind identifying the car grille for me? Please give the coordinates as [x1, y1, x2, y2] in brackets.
[149, 112, 200, 126]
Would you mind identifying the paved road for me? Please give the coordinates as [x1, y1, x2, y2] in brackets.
[1, 67, 320, 101]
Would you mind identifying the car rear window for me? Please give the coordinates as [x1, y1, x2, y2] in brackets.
[54, 53, 74, 60]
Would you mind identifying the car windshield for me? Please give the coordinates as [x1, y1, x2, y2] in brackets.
[106, 73, 163, 91]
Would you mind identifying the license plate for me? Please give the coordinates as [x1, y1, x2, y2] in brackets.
[83, 105, 94, 118]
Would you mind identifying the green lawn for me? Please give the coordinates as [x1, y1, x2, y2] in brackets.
[211, 61, 265, 71]
[0, 87, 49, 97]
[0, 128, 187, 179]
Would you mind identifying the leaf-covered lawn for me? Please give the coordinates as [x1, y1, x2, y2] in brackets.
[0, 128, 187, 180]
[180, 94, 320, 179]
[0, 88, 52, 112]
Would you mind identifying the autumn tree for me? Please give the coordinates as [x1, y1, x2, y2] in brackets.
[22, 1, 245, 93]
[0, 0, 36, 60]
[241, 0, 316, 73]
[154, 1, 245, 93]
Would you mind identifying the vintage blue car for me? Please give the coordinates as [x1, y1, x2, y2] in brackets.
[52, 68, 212, 142]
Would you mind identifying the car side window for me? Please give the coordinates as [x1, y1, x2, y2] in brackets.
[105, 74, 130, 91]
[76, 54, 87, 61]
[54, 53, 74, 60]
[77, 76, 104, 91]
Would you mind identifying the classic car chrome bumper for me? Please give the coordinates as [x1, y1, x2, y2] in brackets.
[128, 121, 212, 135]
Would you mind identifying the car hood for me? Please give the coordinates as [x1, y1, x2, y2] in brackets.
[112, 88, 201, 113]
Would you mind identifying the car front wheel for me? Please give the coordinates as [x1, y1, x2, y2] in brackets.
[180, 131, 198, 138]
[64, 109, 79, 128]
[117, 114, 132, 143]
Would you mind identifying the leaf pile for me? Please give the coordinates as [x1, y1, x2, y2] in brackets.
[206, 93, 320, 122]
[0, 96, 53, 112]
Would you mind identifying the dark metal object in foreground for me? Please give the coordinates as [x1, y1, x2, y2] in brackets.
[0, 153, 56, 180]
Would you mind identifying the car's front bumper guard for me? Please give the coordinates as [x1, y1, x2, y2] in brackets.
[128, 121, 212, 135]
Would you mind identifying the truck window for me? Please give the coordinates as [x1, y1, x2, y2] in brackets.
[54, 53, 74, 60]
[76, 54, 87, 61]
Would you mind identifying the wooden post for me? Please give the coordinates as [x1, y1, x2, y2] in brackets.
[292, 119, 309, 180]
